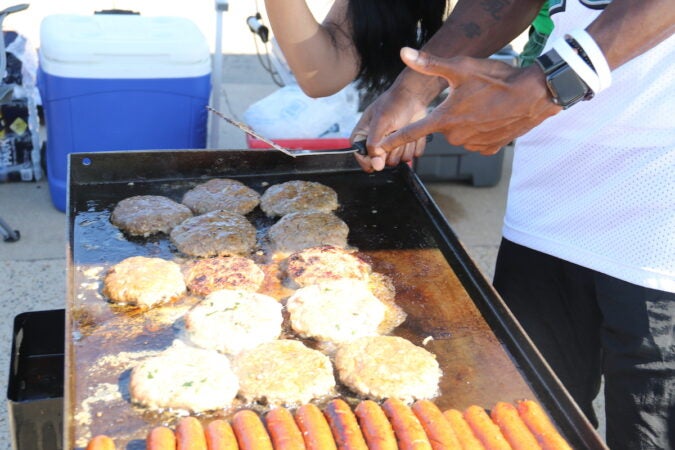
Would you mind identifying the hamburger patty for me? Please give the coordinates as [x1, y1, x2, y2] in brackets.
[129, 340, 239, 413]
[181, 178, 261, 215]
[260, 180, 338, 217]
[184, 290, 283, 356]
[102, 256, 186, 308]
[282, 247, 407, 332]
[268, 211, 349, 254]
[233, 340, 336, 406]
[184, 256, 265, 296]
[170, 210, 257, 257]
[110, 195, 192, 237]
[335, 335, 442, 403]
[286, 279, 386, 344]
[282, 245, 371, 288]
[368, 272, 407, 333]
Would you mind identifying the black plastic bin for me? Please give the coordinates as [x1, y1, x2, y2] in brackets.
[413, 134, 509, 187]
[7, 309, 65, 450]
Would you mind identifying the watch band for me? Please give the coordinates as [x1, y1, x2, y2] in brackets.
[536, 48, 594, 109]
[566, 29, 612, 91]
[552, 39, 601, 94]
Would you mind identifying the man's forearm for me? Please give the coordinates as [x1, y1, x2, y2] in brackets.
[389, 0, 544, 105]
[587, 0, 675, 70]
[425, 0, 543, 58]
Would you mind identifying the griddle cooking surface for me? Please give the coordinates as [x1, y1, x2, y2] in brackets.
[65, 150, 606, 449]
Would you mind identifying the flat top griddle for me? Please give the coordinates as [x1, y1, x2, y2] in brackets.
[65, 149, 606, 449]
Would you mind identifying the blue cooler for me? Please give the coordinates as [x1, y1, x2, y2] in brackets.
[38, 14, 212, 212]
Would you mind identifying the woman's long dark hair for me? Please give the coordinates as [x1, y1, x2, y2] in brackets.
[345, 0, 448, 94]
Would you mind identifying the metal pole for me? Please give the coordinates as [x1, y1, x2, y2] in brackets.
[209, 0, 228, 149]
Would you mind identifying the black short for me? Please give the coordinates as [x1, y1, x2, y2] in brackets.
[493, 238, 675, 450]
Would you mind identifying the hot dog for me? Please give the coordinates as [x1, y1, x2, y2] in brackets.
[324, 399, 368, 450]
[490, 402, 541, 450]
[463, 405, 512, 450]
[354, 400, 398, 450]
[86, 435, 116, 450]
[295, 403, 338, 450]
[442, 409, 486, 450]
[175, 416, 208, 450]
[411, 400, 461, 450]
[232, 409, 274, 450]
[205, 419, 239, 450]
[147, 426, 177, 450]
[515, 400, 573, 450]
[381, 398, 432, 450]
[265, 407, 306, 450]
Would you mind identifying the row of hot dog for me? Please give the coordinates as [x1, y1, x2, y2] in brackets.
[85, 397, 572, 449]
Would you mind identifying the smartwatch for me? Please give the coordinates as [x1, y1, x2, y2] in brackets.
[535, 49, 593, 109]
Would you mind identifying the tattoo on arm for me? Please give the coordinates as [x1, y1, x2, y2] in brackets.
[480, 0, 511, 20]
[462, 22, 482, 38]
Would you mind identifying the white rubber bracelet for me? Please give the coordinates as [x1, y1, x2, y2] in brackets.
[552, 37, 601, 94]
[566, 29, 612, 91]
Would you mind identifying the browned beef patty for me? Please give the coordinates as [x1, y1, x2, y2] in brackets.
[282, 245, 371, 288]
[102, 256, 186, 308]
[181, 178, 260, 215]
[260, 180, 338, 217]
[267, 211, 349, 254]
[170, 210, 257, 257]
[281, 247, 406, 331]
[110, 195, 192, 237]
[184, 256, 265, 296]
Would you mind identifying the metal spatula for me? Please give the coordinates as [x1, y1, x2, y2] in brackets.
[207, 106, 367, 158]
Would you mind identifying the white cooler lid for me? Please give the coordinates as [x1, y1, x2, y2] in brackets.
[39, 14, 211, 79]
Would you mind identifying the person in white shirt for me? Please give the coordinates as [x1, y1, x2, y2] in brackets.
[266, 0, 675, 447]
[352, 1, 675, 448]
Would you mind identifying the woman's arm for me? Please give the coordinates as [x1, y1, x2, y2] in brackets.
[264, 0, 359, 97]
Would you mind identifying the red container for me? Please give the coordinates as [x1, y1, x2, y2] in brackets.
[246, 135, 351, 150]
[246, 135, 415, 168]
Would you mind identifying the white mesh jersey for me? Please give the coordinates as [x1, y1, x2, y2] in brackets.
[503, 0, 675, 292]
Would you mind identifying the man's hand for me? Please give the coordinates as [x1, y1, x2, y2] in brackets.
[381, 47, 561, 156]
[350, 69, 441, 172]
[351, 91, 429, 172]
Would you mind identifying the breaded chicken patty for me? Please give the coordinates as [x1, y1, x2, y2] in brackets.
[233, 340, 336, 406]
[181, 178, 260, 215]
[260, 180, 338, 217]
[102, 256, 186, 308]
[282, 245, 371, 288]
[184, 256, 265, 296]
[286, 279, 386, 344]
[110, 195, 192, 237]
[129, 340, 239, 412]
[335, 335, 442, 403]
[268, 211, 349, 254]
[170, 210, 257, 257]
[368, 272, 407, 333]
[184, 290, 282, 356]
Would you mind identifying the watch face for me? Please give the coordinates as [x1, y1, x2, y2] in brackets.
[548, 65, 589, 108]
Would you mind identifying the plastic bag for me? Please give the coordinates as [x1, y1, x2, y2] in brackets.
[243, 83, 360, 139]
[0, 31, 42, 182]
